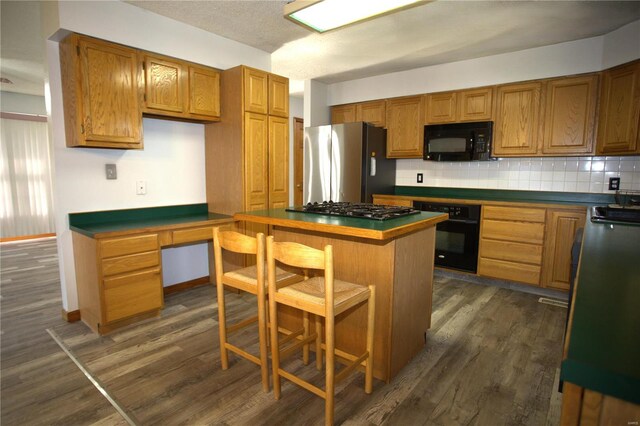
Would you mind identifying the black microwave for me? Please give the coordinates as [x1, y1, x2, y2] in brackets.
[424, 121, 493, 161]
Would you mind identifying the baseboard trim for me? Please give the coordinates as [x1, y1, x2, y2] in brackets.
[62, 309, 81, 322]
[1, 233, 56, 243]
[163, 276, 211, 296]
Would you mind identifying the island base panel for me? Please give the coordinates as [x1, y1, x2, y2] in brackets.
[272, 226, 436, 382]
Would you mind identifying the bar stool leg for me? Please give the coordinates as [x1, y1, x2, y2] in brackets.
[303, 311, 310, 365]
[315, 314, 323, 370]
[325, 314, 335, 426]
[216, 280, 229, 370]
[269, 292, 281, 399]
[365, 285, 376, 394]
[257, 288, 270, 392]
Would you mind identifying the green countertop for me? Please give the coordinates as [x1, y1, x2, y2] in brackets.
[234, 208, 448, 240]
[393, 186, 616, 206]
[560, 209, 640, 404]
[69, 204, 232, 238]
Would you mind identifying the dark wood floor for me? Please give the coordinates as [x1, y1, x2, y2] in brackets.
[1, 238, 565, 425]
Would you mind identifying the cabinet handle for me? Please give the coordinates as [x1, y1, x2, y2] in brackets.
[80, 124, 85, 134]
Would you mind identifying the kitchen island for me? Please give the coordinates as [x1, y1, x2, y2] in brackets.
[234, 208, 448, 382]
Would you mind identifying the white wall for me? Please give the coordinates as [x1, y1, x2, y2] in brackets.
[602, 20, 640, 69]
[304, 80, 329, 127]
[0, 91, 47, 115]
[44, 1, 272, 311]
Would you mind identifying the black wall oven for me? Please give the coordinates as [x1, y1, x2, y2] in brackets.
[413, 201, 481, 273]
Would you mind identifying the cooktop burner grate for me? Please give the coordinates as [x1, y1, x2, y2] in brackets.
[286, 202, 421, 221]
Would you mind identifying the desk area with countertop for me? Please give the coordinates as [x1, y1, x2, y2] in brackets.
[69, 203, 232, 334]
[235, 208, 448, 382]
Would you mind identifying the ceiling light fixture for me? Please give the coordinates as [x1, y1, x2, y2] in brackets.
[284, 0, 427, 33]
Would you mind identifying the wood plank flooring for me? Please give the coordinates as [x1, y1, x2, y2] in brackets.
[1, 238, 566, 425]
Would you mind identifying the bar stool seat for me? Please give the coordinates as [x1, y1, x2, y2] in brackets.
[278, 277, 370, 314]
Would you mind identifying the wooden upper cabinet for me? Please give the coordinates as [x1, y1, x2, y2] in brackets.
[331, 104, 357, 124]
[425, 92, 457, 124]
[493, 82, 542, 156]
[141, 54, 186, 115]
[357, 100, 386, 127]
[459, 87, 493, 122]
[268, 74, 289, 118]
[597, 60, 640, 155]
[244, 112, 269, 211]
[141, 52, 220, 121]
[542, 75, 598, 156]
[386, 95, 424, 158]
[425, 87, 493, 124]
[60, 34, 142, 149]
[268, 116, 289, 209]
[188, 65, 220, 118]
[243, 67, 269, 114]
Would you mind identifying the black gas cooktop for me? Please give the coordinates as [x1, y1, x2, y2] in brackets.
[286, 202, 421, 221]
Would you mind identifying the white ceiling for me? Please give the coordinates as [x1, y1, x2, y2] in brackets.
[1, 1, 640, 97]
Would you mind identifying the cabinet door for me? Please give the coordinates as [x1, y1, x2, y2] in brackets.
[78, 37, 142, 147]
[386, 96, 424, 158]
[243, 67, 268, 114]
[541, 209, 586, 291]
[268, 74, 289, 118]
[493, 82, 542, 156]
[542, 75, 598, 156]
[269, 116, 289, 209]
[142, 53, 186, 114]
[244, 112, 269, 211]
[331, 104, 357, 124]
[188, 65, 220, 118]
[357, 100, 386, 127]
[597, 61, 640, 155]
[425, 92, 457, 124]
[459, 87, 493, 122]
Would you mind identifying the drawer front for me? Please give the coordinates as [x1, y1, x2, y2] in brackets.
[102, 250, 159, 276]
[100, 234, 158, 258]
[483, 205, 546, 223]
[482, 219, 545, 244]
[478, 258, 541, 285]
[103, 268, 162, 323]
[479, 238, 543, 265]
[172, 227, 213, 245]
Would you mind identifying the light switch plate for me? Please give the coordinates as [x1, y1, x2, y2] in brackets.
[136, 180, 147, 195]
[105, 164, 117, 180]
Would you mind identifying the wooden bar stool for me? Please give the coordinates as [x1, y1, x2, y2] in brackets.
[266, 236, 375, 425]
[212, 228, 301, 392]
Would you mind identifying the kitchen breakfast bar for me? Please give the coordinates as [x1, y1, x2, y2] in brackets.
[234, 208, 448, 382]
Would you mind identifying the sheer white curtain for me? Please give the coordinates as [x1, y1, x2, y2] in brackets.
[0, 116, 55, 238]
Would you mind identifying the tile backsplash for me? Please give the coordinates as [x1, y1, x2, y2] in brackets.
[396, 156, 640, 193]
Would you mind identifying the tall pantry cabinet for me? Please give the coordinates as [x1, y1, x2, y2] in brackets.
[205, 65, 289, 236]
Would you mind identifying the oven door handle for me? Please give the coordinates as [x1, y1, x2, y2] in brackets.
[445, 218, 479, 225]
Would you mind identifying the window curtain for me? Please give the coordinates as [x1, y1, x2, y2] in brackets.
[0, 117, 55, 238]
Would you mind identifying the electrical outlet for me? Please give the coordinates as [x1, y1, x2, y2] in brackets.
[105, 164, 117, 180]
[417, 173, 423, 183]
[609, 177, 620, 190]
[136, 180, 147, 195]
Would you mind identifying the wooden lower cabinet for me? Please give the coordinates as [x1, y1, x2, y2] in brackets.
[73, 232, 163, 334]
[478, 205, 546, 286]
[372, 195, 413, 207]
[541, 208, 586, 291]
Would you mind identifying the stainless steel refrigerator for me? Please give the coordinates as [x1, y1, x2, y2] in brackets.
[303, 122, 396, 204]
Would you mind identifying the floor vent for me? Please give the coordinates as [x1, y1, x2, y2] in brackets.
[538, 297, 568, 308]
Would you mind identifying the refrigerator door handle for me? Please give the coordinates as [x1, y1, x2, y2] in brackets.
[370, 156, 376, 177]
